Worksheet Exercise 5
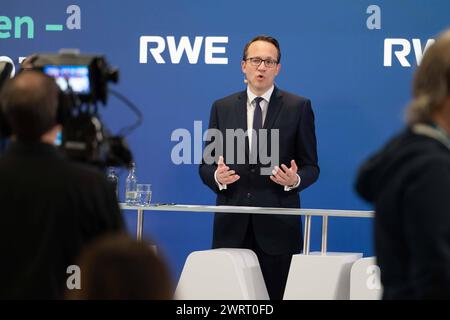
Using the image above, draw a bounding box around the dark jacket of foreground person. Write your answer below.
[355,127,450,299]
[0,141,124,299]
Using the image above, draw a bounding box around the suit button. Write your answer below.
[247,193,251,198]
[250,168,255,173]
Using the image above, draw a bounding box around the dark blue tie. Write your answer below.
[251,97,264,160]
[253,97,263,131]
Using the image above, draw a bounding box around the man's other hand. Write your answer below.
[270,160,299,187]
[216,156,240,186]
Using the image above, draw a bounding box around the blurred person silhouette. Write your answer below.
[68,234,174,300]
[355,29,450,299]
[0,71,124,299]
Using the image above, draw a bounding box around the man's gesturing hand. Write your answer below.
[270,160,299,187]
[216,156,240,186]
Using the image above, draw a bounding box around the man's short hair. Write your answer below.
[242,35,281,63]
[0,71,59,141]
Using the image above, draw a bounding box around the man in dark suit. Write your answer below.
[199,35,319,300]
[0,71,124,299]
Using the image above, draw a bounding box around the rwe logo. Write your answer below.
[139,36,228,64]
[384,38,435,67]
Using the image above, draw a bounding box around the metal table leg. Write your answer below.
[137,208,144,241]
[321,216,328,255]
[303,215,311,255]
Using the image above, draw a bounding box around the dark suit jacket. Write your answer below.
[0,142,124,299]
[199,87,319,255]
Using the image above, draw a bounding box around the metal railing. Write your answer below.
[120,204,374,255]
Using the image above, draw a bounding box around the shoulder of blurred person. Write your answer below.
[355,127,450,203]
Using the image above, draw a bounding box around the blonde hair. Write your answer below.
[406,29,450,125]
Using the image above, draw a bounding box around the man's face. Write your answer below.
[242,40,281,95]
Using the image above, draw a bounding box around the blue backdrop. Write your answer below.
[2,0,449,282]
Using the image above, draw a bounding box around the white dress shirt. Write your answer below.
[215,86,300,191]
[246,86,273,151]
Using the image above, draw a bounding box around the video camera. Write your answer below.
[0,51,135,169]
[31,51,118,105]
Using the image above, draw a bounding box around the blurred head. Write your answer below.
[0,70,60,142]
[406,29,450,126]
[69,234,173,300]
[242,35,281,96]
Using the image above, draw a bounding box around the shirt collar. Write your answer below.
[412,123,450,150]
[247,85,274,105]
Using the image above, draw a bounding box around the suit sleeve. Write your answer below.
[199,101,221,193]
[296,99,320,191]
[403,161,450,299]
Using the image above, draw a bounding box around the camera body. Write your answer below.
[31,51,118,105]
[0,51,133,169]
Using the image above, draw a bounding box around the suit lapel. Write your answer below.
[232,88,283,162]
[235,91,247,131]
[235,91,249,158]
[264,87,283,129]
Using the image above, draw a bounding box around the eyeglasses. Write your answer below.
[245,57,278,68]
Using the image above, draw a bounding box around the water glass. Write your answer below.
[137,184,152,206]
